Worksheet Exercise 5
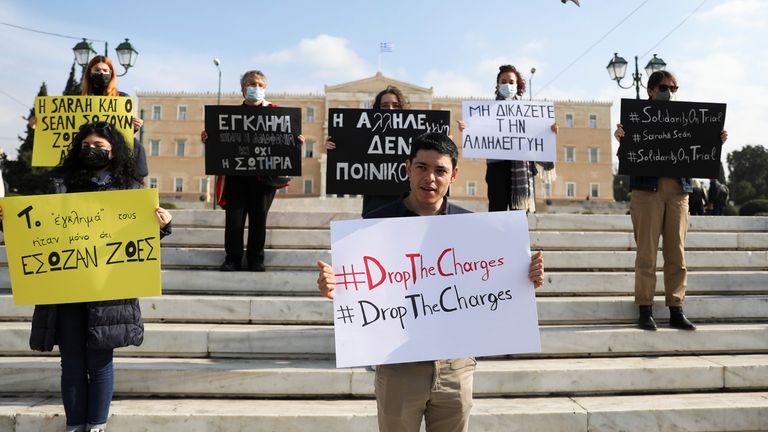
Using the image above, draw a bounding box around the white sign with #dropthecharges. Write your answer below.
[461,100,556,162]
[330,211,541,368]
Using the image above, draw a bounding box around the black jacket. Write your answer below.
[28,171,171,352]
[364,193,470,219]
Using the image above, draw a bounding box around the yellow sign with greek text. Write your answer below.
[32,96,135,167]
[0,189,161,305]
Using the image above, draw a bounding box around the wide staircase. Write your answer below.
[1,204,767,431]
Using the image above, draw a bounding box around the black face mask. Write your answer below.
[79,147,110,169]
[89,73,111,91]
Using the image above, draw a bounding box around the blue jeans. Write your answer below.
[57,303,114,427]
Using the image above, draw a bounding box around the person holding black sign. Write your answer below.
[0,122,172,432]
[614,70,728,331]
[316,132,545,432]
[458,64,557,212]
[81,55,148,180]
[202,70,305,272]
[326,85,410,216]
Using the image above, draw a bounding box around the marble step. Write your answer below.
[2,392,767,432]
[1,246,766,270]
[167,209,768,232]
[3,295,765,325]
[159,248,768,270]
[3,246,767,271]
[1,355,766,398]
[0,322,766,358]
[160,228,768,250]
[2,269,767,297]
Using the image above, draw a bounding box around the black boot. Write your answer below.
[637,305,657,331]
[669,306,696,330]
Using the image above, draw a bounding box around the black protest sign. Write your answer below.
[618,99,726,178]
[204,105,302,176]
[326,109,451,195]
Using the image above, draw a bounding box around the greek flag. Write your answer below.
[379,42,394,53]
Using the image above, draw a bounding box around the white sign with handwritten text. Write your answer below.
[330,211,541,368]
[461,100,557,161]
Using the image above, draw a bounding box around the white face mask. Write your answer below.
[654,89,671,101]
[498,83,518,99]
[245,86,266,102]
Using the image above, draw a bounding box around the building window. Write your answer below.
[304,140,315,158]
[174,177,184,193]
[589,147,599,163]
[151,105,161,121]
[565,113,574,128]
[565,146,576,162]
[149,139,160,156]
[306,106,315,123]
[149,177,158,189]
[176,139,186,157]
[466,181,477,197]
[277,186,288,195]
[566,182,576,198]
[589,113,597,129]
[303,178,313,194]
[542,182,552,197]
[199,177,209,193]
[177,105,188,121]
[590,183,600,198]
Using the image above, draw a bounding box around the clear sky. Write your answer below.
[1,0,766,164]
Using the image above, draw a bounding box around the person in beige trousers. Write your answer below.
[615,70,728,331]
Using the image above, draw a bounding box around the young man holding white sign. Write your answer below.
[316,132,545,432]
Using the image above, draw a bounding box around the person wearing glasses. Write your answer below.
[457,64,558,212]
[614,70,728,331]
[81,55,148,180]
[201,70,305,272]
[325,86,411,216]
[0,122,173,432]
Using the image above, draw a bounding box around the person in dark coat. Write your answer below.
[81,55,148,180]
[202,69,305,272]
[457,64,558,213]
[689,179,707,215]
[0,121,172,432]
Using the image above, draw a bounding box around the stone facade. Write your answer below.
[137,73,613,206]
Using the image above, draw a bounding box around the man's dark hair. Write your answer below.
[409,132,458,168]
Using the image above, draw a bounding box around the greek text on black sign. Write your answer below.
[204,105,302,176]
[618,99,726,178]
[326,108,451,195]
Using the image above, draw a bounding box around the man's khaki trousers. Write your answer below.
[630,177,689,306]
[375,358,476,432]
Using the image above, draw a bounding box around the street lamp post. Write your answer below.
[211,58,222,210]
[213,58,222,104]
[72,38,139,76]
[529,67,536,101]
[606,53,667,99]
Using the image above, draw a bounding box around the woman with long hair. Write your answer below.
[326,85,411,216]
[459,64,557,212]
[81,56,148,179]
[1,122,172,432]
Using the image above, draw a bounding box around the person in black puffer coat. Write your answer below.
[1,121,172,432]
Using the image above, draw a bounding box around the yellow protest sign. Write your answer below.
[32,96,135,167]
[0,188,162,305]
